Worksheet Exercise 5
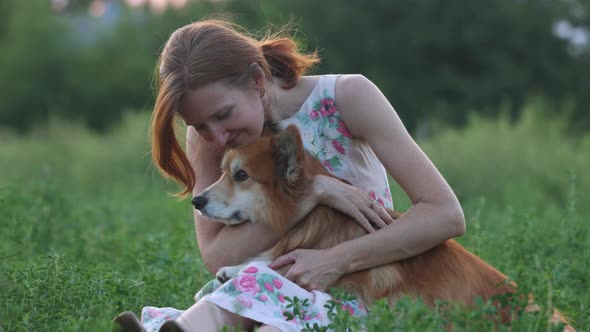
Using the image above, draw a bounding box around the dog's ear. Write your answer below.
[273,125,305,189]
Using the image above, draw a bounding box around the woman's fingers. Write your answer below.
[371,202,396,225]
[361,195,393,229]
[365,204,387,229]
[348,196,389,232]
[351,208,376,233]
[317,175,393,232]
[268,252,297,270]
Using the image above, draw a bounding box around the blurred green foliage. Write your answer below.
[420,97,590,214]
[0,0,589,132]
[1,106,588,331]
[2,2,588,330]
[266,0,590,130]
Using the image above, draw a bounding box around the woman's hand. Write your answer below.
[268,247,345,292]
[313,175,395,233]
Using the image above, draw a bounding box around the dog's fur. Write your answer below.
[193,125,574,331]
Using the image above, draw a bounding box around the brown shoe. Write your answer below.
[112,311,146,332]
[158,319,187,332]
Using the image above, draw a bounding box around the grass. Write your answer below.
[1,106,588,331]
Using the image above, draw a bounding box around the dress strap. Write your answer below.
[317,74,339,101]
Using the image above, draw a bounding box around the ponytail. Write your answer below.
[259,37,320,89]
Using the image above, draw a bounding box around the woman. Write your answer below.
[115,19,465,332]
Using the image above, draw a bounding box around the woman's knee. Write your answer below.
[256,325,281,332]
[179,300,257,331]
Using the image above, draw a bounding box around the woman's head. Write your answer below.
[150,19,319,195]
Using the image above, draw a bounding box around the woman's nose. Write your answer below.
[209,127,229,147]
[200,125,228,147]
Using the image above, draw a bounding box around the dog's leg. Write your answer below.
[216,264,248,283]
[216,253,272,283]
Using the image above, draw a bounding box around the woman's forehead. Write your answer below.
[179,82,236,122]
[184,81,233,108]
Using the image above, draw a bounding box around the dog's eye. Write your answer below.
[233,170,249,182]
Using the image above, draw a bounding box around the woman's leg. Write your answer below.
[171,300,258,332]
[255,325,281,332]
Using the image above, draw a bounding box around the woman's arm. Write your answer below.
[334,74,465,270]
[270,75,465,290]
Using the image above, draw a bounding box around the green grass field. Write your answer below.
[1,107,589,331]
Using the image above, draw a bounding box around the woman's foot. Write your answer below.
[113,311,146,332]
[158,319,188,332]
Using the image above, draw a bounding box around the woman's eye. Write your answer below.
[233,170,249,182]
[216,108,232,120]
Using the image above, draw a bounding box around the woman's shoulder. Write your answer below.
[333,74,392,137]
[334,74,378,103]
[286,74,374,108]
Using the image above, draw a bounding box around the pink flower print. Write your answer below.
[243,266,259,274]
[272,278,283,289]
[146,308,167,318]
[259,294,268,302]
[377,198,384,206]
[369,191,376,200]
[332,140,345,155]
[341,304,356,315]
[264,282,274,292]
[278,294,285,303]
[385,190,391,200]
[233,274,261,295]
[310,110,319,120]
[317,98,337,117]
[319,107,336,117]
[236,294,253,308]
[358,303,366,312]
[336,120,353,138]
[322,160,334,172]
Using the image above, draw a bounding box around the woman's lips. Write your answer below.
[227,132,240,148]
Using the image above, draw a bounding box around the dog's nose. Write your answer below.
[191,195,208,210]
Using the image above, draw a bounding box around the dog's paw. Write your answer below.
[216,266,241,283]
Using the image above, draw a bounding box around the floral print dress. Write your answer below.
[275,75,393,209]
[140,75,393,331]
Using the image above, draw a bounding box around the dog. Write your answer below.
[192,125,574,331]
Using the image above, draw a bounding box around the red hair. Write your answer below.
[150,20,320,196]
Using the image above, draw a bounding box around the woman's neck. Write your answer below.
[265,75,320,122]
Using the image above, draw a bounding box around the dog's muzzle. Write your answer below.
[192,195,208,210]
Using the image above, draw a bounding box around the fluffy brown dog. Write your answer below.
[192,125,574,331]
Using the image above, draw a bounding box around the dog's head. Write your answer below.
[192,125,317,231]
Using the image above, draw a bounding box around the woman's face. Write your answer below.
[178,81,265,149]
